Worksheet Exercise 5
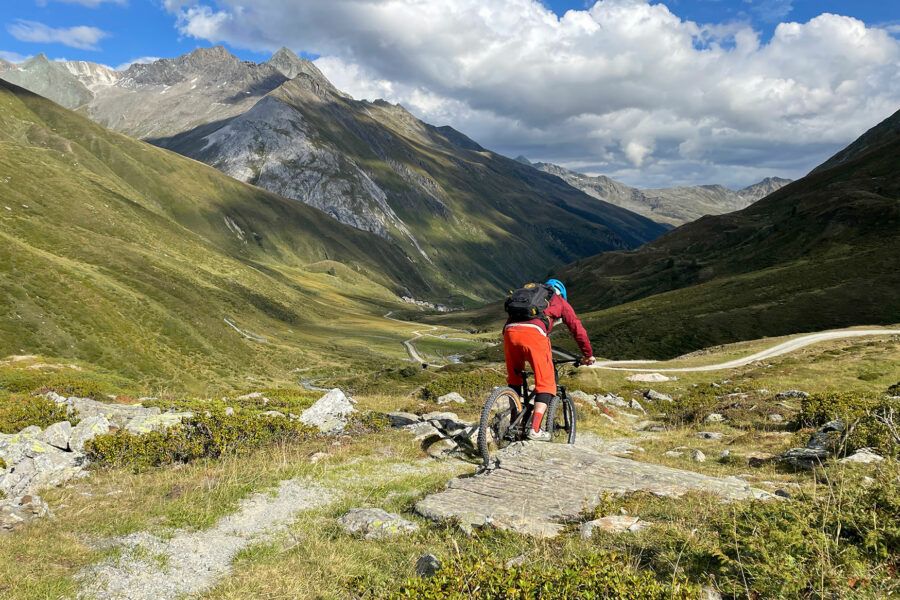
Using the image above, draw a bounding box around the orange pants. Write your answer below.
[503,324,555,394]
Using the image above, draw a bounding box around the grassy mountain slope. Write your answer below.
[556,109,900,359]
[0,80,445,389]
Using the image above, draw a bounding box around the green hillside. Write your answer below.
[0,80,458,390]
[556,109,900,359]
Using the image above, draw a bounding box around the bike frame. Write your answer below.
[508,354,579,435]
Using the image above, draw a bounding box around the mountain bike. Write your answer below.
[477,355,579,468]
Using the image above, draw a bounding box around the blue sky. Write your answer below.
[2,1,899,188]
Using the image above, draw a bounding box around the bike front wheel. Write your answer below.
[546,393,576,444]
[478,387,524,467]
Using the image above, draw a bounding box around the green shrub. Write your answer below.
[420,370,505,401]
[143,388,320,417]
[38,376,107,400]
[0,394,78,434]
[85,412,317,470]
[345,410,392,435]
[354,552,697,599]
[888,382,900,396]
[631,464,900,599]
[664,383,746,425]
[798,392,900,458]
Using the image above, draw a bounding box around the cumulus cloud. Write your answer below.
[115,56,161,71]
[164,0,900,187]
[7,20,109,51]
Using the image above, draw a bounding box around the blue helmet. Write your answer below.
[545,278,567,301]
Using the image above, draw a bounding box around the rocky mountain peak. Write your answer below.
[22,53,53,68]
[267,47,335,90]
[0,57,16,73]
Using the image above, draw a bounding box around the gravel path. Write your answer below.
[77,478,332,600]
[590,329,898,372]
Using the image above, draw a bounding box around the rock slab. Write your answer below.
[337,508,419,539]
[299,389,356,433]
[415,442,771,538]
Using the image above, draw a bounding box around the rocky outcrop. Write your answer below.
[416,442,772,538]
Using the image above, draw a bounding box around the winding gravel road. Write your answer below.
[590,329,898,372]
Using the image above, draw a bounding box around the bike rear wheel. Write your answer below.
[546,393,576,444]
[478,387,524,467]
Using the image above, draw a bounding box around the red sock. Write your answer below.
[531,406,546,432]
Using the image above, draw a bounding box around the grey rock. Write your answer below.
[69,415,112,453]
[645,389,674,403]
[775,489,792,499]
[258,410,286,419]
[778,447,827,469]
[337,508,419,539]
[627,373,671,382]
[224,407,235,416]
[704,413,726,423]
[768,413,784,423]
[404,422,441,441]
[0,450,83,498]
[628,399,645,413]
[424,437,459,459]
[597,394,628,408]
[124,412,189,434]
[580,516,649,539]
[299,389,356,433]
[417,443,771,538]
[387,411,420,427]
[415,553,441,578]
[691,450,707,463]
[700,586,723,600]
[436,392,466,405]
[776,390,809,399]
[423,412,472,432]
[697,431,725,440]
[664,450,684,457]
[38,421,72,450]
[0,494,51,534]
[719,450,731,462]
[839,449,884,464]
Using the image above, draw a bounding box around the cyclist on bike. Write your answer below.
[503,279,595,441]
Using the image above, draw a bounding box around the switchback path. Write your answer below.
[589,328,898,372]
[384,311,473,364]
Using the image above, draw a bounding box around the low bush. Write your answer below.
[0,394,78,434]
[85,412,317,470]
[798,392,900,458]
[37,376,107,400]
[623,464,900,599]
[142,388,320,417]
[664,383,747,425]
[420,370,505,401]
[888,382,900,396]
[354,552,698,599]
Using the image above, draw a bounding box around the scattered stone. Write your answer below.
[580,515,649,539]
[778,447,827,469]
[776,390,809,399]
[337,508,419,539]
[424,436,458,459]
[38,421,72,450]
[627,373,671,382]
[258,410,286,419]
[404,421,441,442]
[775,489,792,499]
[309,452,327,463]
[691,450,706,463]
[704,413,726,423]
[69,415,111,453]
[645,389,674,402]
[436,392,466,405]
[224,407,235,416]
[597,394,628,408]
[628,399,645,413]
[0,494,51,533]
[387,412,420,427]
[415,553,442,578]
[768,413,784,423]
[504,550,536,568]
[747,452,777,468]
[664,450,684,457]
[701,586,723,600]
[697,431,725,440]
[570,391,598,409]
[839,449,884,464]
[299,389,356,433]
[719,450,731,462]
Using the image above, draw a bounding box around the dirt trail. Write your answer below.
[590,329,898,372]
[384,311,472,364]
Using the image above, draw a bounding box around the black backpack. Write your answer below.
[504,283,553,326]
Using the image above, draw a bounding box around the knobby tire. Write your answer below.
[478,387,523,468]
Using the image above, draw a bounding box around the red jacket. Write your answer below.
[505,294,593,358]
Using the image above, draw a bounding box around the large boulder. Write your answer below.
[337,508,419,539]
[436,392,466,405]
[69,415,111,453]
[0,447,82,498]
[0,494,51,534]
[38,421,72,450]
[299,389,356,433]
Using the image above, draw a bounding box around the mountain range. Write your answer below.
[0,48,666,302]
[556,108,900,359]
[517,157,791,226]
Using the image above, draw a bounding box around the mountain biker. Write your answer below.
[503,279,595,441]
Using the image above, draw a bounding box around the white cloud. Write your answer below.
[115,56,161,71]
[34,0,127,6]
[7,20,109,51]
[0,50,32,63]
[164,0,900,188]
